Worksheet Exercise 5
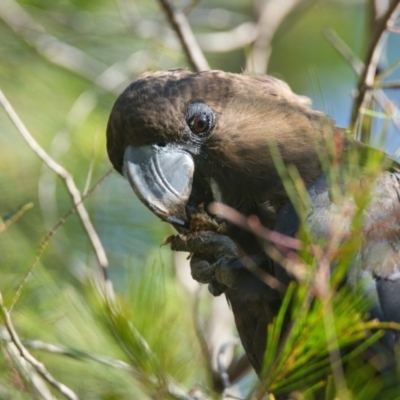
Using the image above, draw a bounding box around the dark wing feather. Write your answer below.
[226,276,282,374]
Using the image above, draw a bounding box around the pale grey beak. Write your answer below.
[123,144,194,226]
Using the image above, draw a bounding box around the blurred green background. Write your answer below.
[0,0,399,398]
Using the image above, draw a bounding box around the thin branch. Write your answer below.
[324,28,364,75]
[246,0,302,74]
[184,0,200,15]
[192,289,241,397]
[1,328,197,400]
[351,0,400,133]
[0,89,114,302]
[0,327,137,374]
[0,0,134,94]
[0,203,33,234]
[209,203,302,251]
[4,342,55,400]
[9,169,113,312]
[196,22,258,53]
[209,203,309,286]
[158,0,210,72]
[216,340,240,391]
[117,0,257,55]
[0,0,104,79]
[83,128,99,196]
[0,291,79,400]
[324,28,400,132]
[193,287,214,379]
[388,25,400,33]
[372,81,400,89]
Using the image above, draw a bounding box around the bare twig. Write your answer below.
[209,203,309,286]
[351,1,400,133]
[192,289,245,396]
[117,0,257,55]
[4,342,55,400]
[83,129,99,196]
[372,81,400,89]
[388,25,400,33]
[324,29,364,75]
[0,203,33,234]
[0,89,114,302]
[193,287,214,379]
[158,0,210,72]
[197,22,258,53]
[0,0,104,79]
[246,0,302,73]
[0,291,79,400]
[216,340,240,391]
[184,0,200,15]
[0,0,135,94]
[23,340,134,371]
[0,327,196,400]
[209,203,302,251]
[10,169,113,312]
[325,28,400,133]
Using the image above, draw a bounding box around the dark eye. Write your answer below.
[191,114,209,133]
[186,102,215,137]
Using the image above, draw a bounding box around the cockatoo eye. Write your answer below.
[191,113,209,133]
[186,102,215,137]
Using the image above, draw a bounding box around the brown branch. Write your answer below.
[0,89,115,303]
[0,291,79,400]
[351,0,400,134]
[158,0,210,72]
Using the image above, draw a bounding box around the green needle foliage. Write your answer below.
[255,131,400,399]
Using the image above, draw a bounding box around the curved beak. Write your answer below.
[123,145,194,226]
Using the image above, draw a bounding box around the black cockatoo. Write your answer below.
[106,69,400,376]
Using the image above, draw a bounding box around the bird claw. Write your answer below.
[214,256,247,288]
[170,231,242,296]
[190,256,216,283]
[170,231,238,259]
